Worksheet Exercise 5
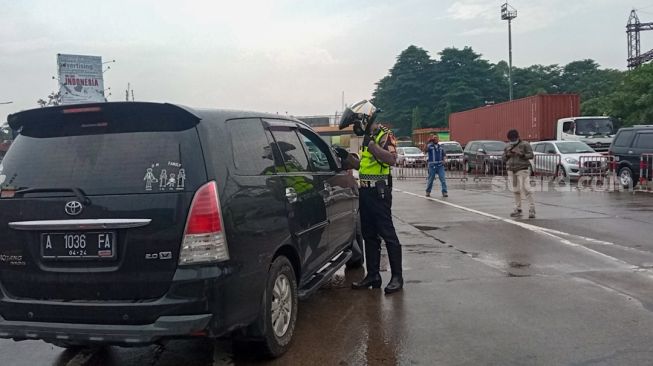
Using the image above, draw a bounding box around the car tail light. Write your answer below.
[179,181,229,265]
[62,106,102,114]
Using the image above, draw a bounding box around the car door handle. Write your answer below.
[285,187,298,204]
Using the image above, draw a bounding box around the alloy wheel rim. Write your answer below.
[271,274,292,338]
[620,171,632,186]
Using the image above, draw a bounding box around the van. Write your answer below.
[0,102,358,357]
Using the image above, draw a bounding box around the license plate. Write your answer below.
[41,232,116,260]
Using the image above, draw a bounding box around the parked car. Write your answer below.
[0,102,358,357]
[396,146,427,167]
[440,141,464,170]
[531,140,604,179]
[463,140,507,174]
[609,125,653,188]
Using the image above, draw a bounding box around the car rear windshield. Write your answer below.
[0,117,205,196]
[403,147,422,154]
[483,142,506,151]
[442,144,463,153]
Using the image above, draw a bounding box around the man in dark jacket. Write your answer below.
[503,129,535,218]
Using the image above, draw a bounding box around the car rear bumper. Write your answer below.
[0,313,212,346]
[0,264,239,345]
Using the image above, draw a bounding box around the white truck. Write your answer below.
[557,116,616,153]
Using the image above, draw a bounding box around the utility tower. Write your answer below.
[627,9,653,69]
[501,2,517,100]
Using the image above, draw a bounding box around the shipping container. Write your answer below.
[449,94,580,146]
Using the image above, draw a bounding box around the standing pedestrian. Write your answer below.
[503,129,535,218]
[337,100,404,294]
[425,134,448,197]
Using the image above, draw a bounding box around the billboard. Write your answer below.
[57,54,105,105]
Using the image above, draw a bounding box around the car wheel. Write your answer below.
[556,165,567,185]
[254,256,298,358]
[619,166,633,189]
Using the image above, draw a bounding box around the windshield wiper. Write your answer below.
[15,187,91,205]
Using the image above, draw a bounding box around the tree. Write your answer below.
[411,106,423,130]
[37,91,62,107]
[605,63,653,126]
[431,47,505,126]
[371,46,630,132]
[372,45,434,136]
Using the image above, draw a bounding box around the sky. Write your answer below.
[1,0,652,124]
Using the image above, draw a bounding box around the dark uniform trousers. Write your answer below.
[359,185,402,277]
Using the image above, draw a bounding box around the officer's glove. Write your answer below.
[362,134,373,148]
[334,147,349,160]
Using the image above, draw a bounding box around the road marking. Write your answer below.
[395,189,636,268]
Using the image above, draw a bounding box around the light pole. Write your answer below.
[501,2,517,101]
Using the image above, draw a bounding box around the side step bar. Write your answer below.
[298,249,351,300]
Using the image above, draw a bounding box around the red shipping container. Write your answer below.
[449,94,580,146]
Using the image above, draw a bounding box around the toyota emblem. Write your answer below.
[65,201,83,216]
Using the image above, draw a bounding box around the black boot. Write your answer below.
[384,275,403,294]
[351,273,382,289]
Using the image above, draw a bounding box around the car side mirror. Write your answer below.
[477,148,486,154]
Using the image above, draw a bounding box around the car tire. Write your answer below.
[556,165,567,185]
[618,166,634,189]
[252,256,298,358]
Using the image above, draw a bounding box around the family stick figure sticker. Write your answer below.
[143,162,186,192]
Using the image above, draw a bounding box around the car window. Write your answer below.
[633,133,653,149]
[269,129,310,172]
[227,118,274,176]
[403,147,422,154]
[613,130,635,147]
[534,144,545,153]
[544,143,557,154]
[297,128,335,172]
[467,143,477,152]
[483,142,506,151]
[556,141,594,154]
[442,144,463,153]
[0,120,204,195]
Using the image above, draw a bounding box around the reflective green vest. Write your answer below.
[359,129,391,180]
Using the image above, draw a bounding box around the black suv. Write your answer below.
[463,140,507,175]
[0,102,358,357]
[609,125,653,188]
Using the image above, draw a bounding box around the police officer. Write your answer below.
[337,100,403,294]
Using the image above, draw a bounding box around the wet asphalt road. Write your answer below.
[2,177,653,365]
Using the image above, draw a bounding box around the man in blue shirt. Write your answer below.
[425,134,448,197]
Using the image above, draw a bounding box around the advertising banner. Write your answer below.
[56,54,105,105]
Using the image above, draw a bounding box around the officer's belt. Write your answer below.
[359,176,391,188]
